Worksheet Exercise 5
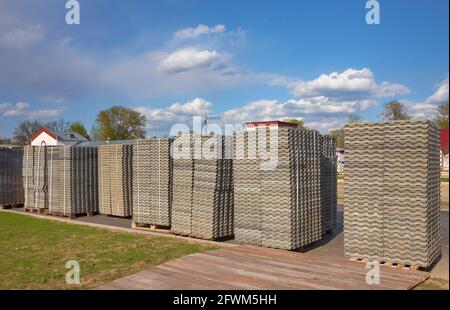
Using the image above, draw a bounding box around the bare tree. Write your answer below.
[12,120,43,145]
[380,100,410,120]
[44,119,70,132]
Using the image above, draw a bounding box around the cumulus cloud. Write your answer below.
[174,24,226,39]
[26,109,62,119]
[0,24,44,48]
[130,68,412,134]
[291,68,409,100]
[159,48,225,73]
[426,78,449,105]
[220,69,408,125]
[220,100,286,124]
[407,78,449,119]
[40,94,67,104]
[0,102,30,116]
[135,98,212,130]
[0,101,61,119]
[0,3,45,49]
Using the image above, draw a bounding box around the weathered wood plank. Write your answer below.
[97,245,428,290]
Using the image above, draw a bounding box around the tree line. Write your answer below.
[329,100,449,151]
[11,106,146,145]
[5,100,449,148]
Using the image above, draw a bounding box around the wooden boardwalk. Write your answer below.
[97,245,429,290]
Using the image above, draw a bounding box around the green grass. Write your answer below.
[0,212,218,290]
[414,277,449,290]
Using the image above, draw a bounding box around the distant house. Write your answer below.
[31,128,89,146]
[245,120,299,130]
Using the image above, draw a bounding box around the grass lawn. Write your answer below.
[414,277,449,290]
[0,212,218,290]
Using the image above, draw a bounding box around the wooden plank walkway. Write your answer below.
[97,245,429,290]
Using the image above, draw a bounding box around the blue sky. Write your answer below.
[0,0,448,137]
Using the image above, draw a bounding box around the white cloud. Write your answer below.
[135,98,212,129]
[26,109,62,119]
[284,97,373,114]
[291,68,410,99]
[174,24,226,39]
[219,69,409,128]
[130,68,412,134]
[0,23,44,48]
[0,101,61,119]
[220,100,286,123]
[159,48,224,73]
[407,78,449,119]
[426,78,449,105]
[1,102,30,116]
[134,96,362,134]
[41,94,66,104]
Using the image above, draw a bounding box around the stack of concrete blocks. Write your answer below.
[0,146,24,207]
[98,144,133,217]
[320,135,337,235]
[344,120,441,268]
[47,146,98,217]
[233,126,326,250]
[132,138,172,227]
[23,146,48,211]
[171,134,234,240]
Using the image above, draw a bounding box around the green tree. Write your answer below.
[330,129,345,149]
[68,122,90,140]
[436,102,449,130]
[285,118,305,128]
[92,106,146,141]
[12,120,43,145]
[329,115,364,149]
[380,100,410,120]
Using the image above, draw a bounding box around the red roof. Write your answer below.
[31,128,57,142]
[246,121,299,128]
[441,128,449,153]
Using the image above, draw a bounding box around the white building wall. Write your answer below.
[31,132,58,146]
[441,151,449,172]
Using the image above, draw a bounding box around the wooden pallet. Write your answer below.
[349,257,420,271]
[24,207,48,215]
[47,211,96,219]
[132,221,170,231]
[24,208,95,219]
[0,203,24,210]
[170,231,234,241]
